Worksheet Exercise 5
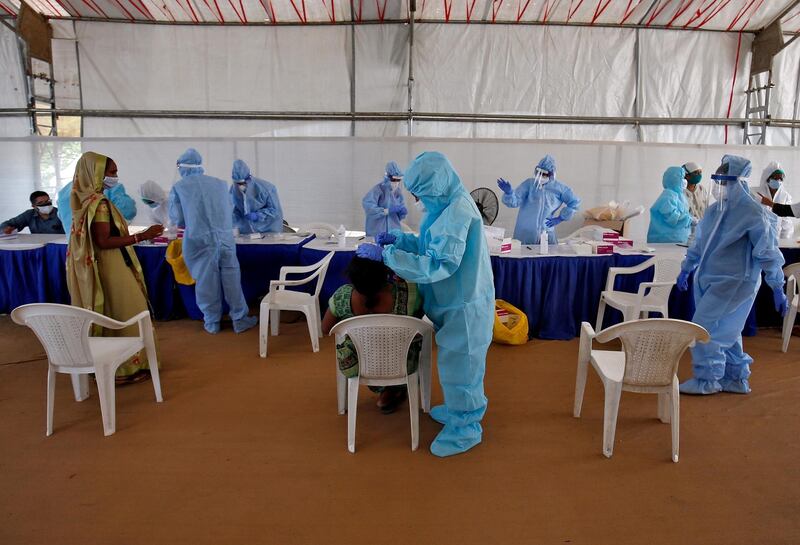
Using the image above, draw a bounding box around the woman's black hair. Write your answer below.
[346,256,392,309]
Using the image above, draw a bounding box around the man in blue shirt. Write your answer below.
[1,191,64,234]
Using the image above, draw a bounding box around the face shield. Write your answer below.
[533,167,550,190]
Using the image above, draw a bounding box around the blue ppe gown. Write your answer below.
[169,151,250,332]
[502,155,580,244]
[362,178,407,236]
[230,160,284,234]
[382,152,495,457]
[57,182,137,231]
[647,166,693,243]
[679,155,785,395]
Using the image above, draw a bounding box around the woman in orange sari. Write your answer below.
[66,152,164,384]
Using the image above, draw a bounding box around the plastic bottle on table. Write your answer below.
[539,231,549,255]
[337,224,347,248]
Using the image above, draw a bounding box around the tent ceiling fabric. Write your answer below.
[3,0,800,32]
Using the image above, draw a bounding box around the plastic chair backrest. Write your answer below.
[10,303,96,368]
[645,257,682,303]
[595,318,709,387]
[785,263,800,299]
[310,252,334,298]
[330,315,432,380]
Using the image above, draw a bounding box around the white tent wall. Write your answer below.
[0,24,30,137]
[33,20,796,143]
[2,136,799,244]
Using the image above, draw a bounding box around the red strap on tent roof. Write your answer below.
[723,29,743,144]
[322,0,336,22]
[646,0,675,25]
[619,0,644,24]
[0,1,15,16]
[466,0,477,22]
[693,0,732,29]
[52,0,80,17]
[516,0,532,21]
[591,0,613,23]
[443,0,453,21]
[567,0,587,23]
[492,0,503,22]
[127,0,155,20]
[666,0,695,26]
[82,0,109,18]
[727,0,759,31]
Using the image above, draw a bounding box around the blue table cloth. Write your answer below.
[0,247,47,313]
[43,243,183,320]
[178,240,309,321]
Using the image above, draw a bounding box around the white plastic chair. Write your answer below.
[595,256,681,332]
[259,251,334,357]
[329,314,434,453]
[331,314,434,417]
[573,318,709,462]
[10,303,163,437]
[782,263,800,353]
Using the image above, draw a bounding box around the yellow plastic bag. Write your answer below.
[165,239,195,286]
[492,299,529,345]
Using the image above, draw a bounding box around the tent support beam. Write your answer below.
[4,15,764,34]
[5,107,800,127]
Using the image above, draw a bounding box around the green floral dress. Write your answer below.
[329,279,424,380]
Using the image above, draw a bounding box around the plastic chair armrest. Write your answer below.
[90,310,151,331]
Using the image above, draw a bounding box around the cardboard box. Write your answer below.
[588,241,614,254]
[584,219,625,235]
[610,238,633,248]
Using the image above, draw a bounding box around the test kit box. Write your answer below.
[610,237,633,249]
[588,241,614,254]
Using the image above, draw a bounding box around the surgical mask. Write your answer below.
[36,205,53,215]
[687,173,702,185]
[681,180,688,190]
[414,200,426,213]
[102,176,119,189]
[768,179,782,190]
[391,181,401,192]
[237,183,247,193]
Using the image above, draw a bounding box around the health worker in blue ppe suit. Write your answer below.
[676,155,787,395]
[362,161,408,237]
[497,154,580,244]
[168,148,258,335]
[647,166,693,243]
[57,178,137,232]
[230,159,284,234]
[356,152,495,457]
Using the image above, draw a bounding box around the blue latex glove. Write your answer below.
[245,212,259,222]
[389,204,407,216]
[774,288,789,316]
[356,243,384,262]
[376,232,397,246]
[497,178,512,195]
[545,216,564,228]
[677,270,690,292]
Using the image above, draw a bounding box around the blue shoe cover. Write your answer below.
[430,405,448,425]
[429,424,482,457]
[204,322,221,335]
[720,378,751,394]
[233,315,258,334]
[679,378,722,395]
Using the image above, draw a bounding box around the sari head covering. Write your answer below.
[66,151,145,313]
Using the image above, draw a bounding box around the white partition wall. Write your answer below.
[3,136,799,243]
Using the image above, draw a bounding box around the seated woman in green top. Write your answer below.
[321,256,424,414]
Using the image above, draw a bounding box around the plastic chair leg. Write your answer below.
[315,301,323,339]
[408,374,420,451]
[347,377,359,453]
[259,304,270,358]
[573,357,589,418]
[595,299,607,332]
[46,367,56,437]
[71,374,89,402]
[94,367,116,437]
[306,308,319,352]
[782,304,797,353]
[671,379,680,463]
[145,339,164,403]
[419,352,432,413]
[602,380,623,458]
[336,365,346,415]
[657,392,670,423]
[270,309,280,336]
